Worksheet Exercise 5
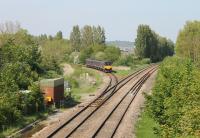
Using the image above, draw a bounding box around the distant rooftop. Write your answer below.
[106,41,134,51]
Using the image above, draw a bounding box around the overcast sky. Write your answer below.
[0,0,199,42]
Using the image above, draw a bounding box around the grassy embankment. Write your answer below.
[135,110,159,138]
[65,63,149,102]
[113,64,149,78]
[64,64,103,102]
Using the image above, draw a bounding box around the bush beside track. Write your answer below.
[145,57,200,137]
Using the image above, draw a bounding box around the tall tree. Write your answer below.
[0,21,20,34]
[135,25,151,58]
[135,25,158,60]
[135,24,174,62]
[55,31,63,40]
[93,25,106,45]
[48,35,53,40]
[176,21,200,64]
[70,25,81,51]
[39,34,48,41]
[157,36,174,61]
[81,25,94,47]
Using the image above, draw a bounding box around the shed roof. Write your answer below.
[40,78,64,87]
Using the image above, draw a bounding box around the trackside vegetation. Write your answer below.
[0,23,57,137]
[135,24,174,62]
[1,19,199,138]
[135,110,159,138]
[0,22,121,137]
[147,57,200,137]
[144,21,200,137]
[64,65,103,103]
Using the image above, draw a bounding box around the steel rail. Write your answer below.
[47,65,155,138]
[111,68,157,138]
[92,67,157,138]
[64,66,157,138]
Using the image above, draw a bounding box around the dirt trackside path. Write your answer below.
[62,63,74,76]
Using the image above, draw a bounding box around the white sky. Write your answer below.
[0,0,199,42]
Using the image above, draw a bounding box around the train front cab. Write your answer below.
[104,61,112,73]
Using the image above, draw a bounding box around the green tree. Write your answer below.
[176,21,200,65]
[27,83,44,113]
[157,36,174,61]
[92,44,106,53]
[0,93,22,128]
[135,25,154,58]
[1,44,42,73]
[0,62,37,90]
[55,31,63,40]
[48,35,53,41]
[104,46,121,62]
[79,46,93,63]
[13,29,35,45]
[94,51,106,61]
[147,57,200,137]
[93,26,106,45]
[81,25,94,47]
[39,34,48,40]
[70,25,81,51]
[135,24,174,62]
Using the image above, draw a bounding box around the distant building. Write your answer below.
[120,48,133,55]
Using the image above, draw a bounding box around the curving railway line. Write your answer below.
[92,67,157,138]
[35,65,157,138]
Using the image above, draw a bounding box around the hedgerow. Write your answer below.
[146,57,200,137]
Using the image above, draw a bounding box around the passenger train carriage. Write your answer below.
[86,59,112,73]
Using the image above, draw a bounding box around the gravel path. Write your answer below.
[113,66,131,71]
[63,64,74,76]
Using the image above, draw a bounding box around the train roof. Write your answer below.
[86,59,112,63]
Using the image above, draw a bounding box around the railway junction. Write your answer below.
[32,65,158,138]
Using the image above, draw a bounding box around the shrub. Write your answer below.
[147,57,200,137]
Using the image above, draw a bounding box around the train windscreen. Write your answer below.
[105,62,112,65]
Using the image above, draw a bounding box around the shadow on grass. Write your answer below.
[63,96,80,108]
[112,70,117,73]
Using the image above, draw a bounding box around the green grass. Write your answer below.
[114,69,131,76]
[135,110,198,138]
[64,64,103,102]
[135,110,159,138]
[114,64,149,77]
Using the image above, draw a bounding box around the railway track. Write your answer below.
[46,65,157,138]
[92,67,157,138]
[90,73,118,107]
[46,72,118,138]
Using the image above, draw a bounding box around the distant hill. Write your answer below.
[106,41,134,51]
